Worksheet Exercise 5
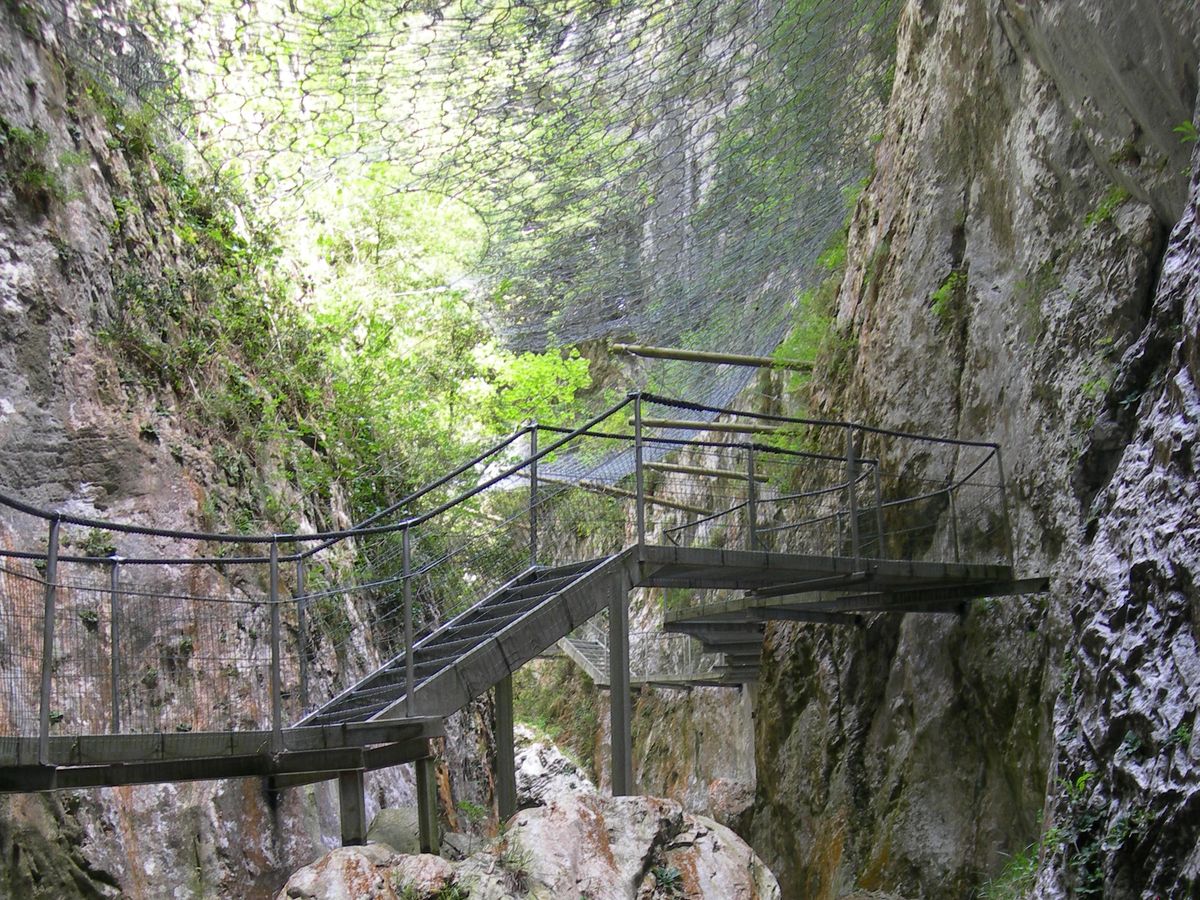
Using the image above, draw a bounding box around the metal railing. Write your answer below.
[0,392,1013,751]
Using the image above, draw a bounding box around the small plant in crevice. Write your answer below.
[977,841,1037,900]
[1173,120,1198,145]
[0,116,68,208]
[930,270,968,330]
[1084,186,1131,229]
[650,863,684,898]
[1041,770,1106,897]
[496,830,532,894]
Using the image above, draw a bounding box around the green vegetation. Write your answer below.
[512,658,600,776]
[772,220,857,416]
[1084,186,1131,229]
[931,270,968,329]
[651,864,684,897]
[0,116,70,208]
[1174,120,1199,145]
[977,843,1037,900]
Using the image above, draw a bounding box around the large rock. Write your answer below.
[461,792,778,900]
[366,807,421,855]
[514,724,598,807]
[282,734,780,900]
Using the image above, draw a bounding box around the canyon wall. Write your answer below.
[747,1,1199,897]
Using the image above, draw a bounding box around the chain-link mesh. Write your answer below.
[48,0,898,411]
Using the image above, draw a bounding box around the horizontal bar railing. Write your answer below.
[0,392,1015,745]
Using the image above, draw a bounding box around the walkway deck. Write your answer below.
[0,392,1044,847]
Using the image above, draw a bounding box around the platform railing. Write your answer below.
[0,392,1013,749]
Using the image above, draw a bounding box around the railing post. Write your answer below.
[846,428,860,562]
[38,517,60,766]
[529,424,538,568]
[633,394,646,547]
[872,462,886,559]
[295,556,309,711]
[269,539,283,752]
[746,444,758,551]
[109,557,121,735]
[995,447,1015,568]
[949,489,961,562]
[403,526,415,718]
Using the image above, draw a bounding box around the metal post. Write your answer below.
[633,394,646,547]
[38,517,60,766]
[416,756,440,854]
[495,675,516,821]
[295,557,309,711]
[872,462,886,559]
[403,527,415,717]
[109,558,121,735]
[269,540,283,752]
[746,444,759,551]
[846,428,860,562]
[337,769,367,846]
[949,490,961,562]
[529,424,538,568]
[995,447,1015,568]
[608,573,634,795]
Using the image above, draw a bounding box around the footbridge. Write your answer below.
[0,394,1043,848]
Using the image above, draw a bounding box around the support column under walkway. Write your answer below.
[337,769,366,846]
[416,756,440,854]
[609,572,634,795]
[495,674,517,821]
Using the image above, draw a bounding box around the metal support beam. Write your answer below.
[633,394,645,547]
[403,527,415,718]
[529,425,538,567]
[38,517,60,767]
[269,540,283,753]
[846,428,860,563]
[608,573,634,796]
[996,447,1015,568]
[612,343,812,372]
[495,675,516,822]
[296,556,309,710]
[416,756,440,854]
[109,558,121,735]
[337,769,367,846]
[644,461,769,483]
[633,417,784,436]
[746,445,758,551]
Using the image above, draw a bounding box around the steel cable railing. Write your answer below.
[0,393,1013,753]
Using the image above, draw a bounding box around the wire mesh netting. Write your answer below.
[48,0,899,412]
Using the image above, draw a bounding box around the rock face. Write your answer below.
[0,10,500,897]
[747,0,1200,897]
[279,734,780,900]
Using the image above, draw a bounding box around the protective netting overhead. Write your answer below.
[55,0,897,406]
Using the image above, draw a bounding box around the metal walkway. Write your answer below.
[0,393,1043,847]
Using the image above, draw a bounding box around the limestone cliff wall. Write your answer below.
[0,10,503,897]
[748,1,1200,897]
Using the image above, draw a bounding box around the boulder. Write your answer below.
[513,725,597,808]
[366,806,422,854]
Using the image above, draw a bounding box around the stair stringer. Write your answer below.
[378,549,638,720]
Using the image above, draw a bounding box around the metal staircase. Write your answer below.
[301,556,625,725]
[0,391,1045,849]
[558,635,610,686]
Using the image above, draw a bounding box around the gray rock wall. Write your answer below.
[748,0,1199,897]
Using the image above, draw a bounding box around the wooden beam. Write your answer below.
[539,474,712,516]
[645,461,769,483]
[612,343,813,372]
[634,418,789,436]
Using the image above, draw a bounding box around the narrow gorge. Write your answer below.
[0,1,1197,899]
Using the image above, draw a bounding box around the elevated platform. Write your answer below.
[0,719,442,792]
